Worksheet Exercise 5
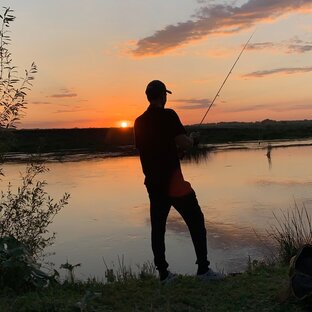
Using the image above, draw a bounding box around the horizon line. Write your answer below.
[12,118,312,131]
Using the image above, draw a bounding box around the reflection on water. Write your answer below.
[1,140,312,278]
[266,143,272,169]
[184,139,312,166]
[182,146,213,164]
[166,214,267,251]
[254,178,312,186]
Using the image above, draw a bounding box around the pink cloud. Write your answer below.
[247,38,312,53]
[243,66,312,78]
[131,0,312,57]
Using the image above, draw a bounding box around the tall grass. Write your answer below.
[268,202,312,263]
[103,255,156,283]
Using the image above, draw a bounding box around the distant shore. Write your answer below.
[0,119,311,162]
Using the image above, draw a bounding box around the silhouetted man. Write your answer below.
[134,80,223,283]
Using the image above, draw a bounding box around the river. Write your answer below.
[1,139,312,280]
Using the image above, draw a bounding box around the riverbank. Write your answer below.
[1,120,311,155]
[1,138,312,163]
[0,264,310,311]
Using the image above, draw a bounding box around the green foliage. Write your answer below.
[268,202,312,264]
[0,7,37,129]
[0,162,70,258]
[0,236,54,291]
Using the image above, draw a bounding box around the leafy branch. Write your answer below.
[0,7,37,128]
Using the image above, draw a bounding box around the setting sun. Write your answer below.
[121,121,129,128]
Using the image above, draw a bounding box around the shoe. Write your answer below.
[160,272,178,285]
[197,268,225,281]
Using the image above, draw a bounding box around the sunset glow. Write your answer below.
[4,0,311,129]
[121,121,129,128]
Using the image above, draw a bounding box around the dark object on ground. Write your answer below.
[0,236,56,291]
[289,245,312,300]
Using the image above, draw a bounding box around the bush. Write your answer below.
[0,8,69,292]
[0,162,70,258]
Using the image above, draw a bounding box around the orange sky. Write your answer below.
[2,0,312,128]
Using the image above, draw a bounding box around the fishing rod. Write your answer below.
[199,32,255,125]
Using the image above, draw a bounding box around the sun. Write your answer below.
[121,121,128,128]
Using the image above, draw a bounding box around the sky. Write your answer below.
[3,0,312,128]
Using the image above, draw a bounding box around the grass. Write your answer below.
[1,204,312,311]
[267,202,312,264]
[0,264,311,311]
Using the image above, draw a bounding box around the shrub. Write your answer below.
[0,8,69,291]
[0,162,70,258]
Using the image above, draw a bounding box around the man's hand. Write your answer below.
[175,132,200,152]
[175,134,193,151]
[189,132,200,146]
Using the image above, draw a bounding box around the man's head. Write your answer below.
[145,80,172,107]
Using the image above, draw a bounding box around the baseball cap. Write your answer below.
[145,80,172,99]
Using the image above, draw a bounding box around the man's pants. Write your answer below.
[147,188,210,274]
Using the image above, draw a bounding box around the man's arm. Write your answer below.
[167,109,199,151]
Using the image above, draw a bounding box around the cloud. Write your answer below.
[222,104,269,113]
[287,42,312,53]
[31,101,51,105]
[247,37,312,53]
[49,93,78,98]
[247,42,276,51]
[20,118,104,129]
[48,88,78,98]
[173,98,211,109]
[243,66,312,78]
[294,104,312,110]
[222,102,312,113]
[269,103,312,112]
[131,0,312,56]
[53,105,85,114]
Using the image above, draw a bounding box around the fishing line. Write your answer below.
[199,32,255,125]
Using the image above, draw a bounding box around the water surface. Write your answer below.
[1,141,312,279]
